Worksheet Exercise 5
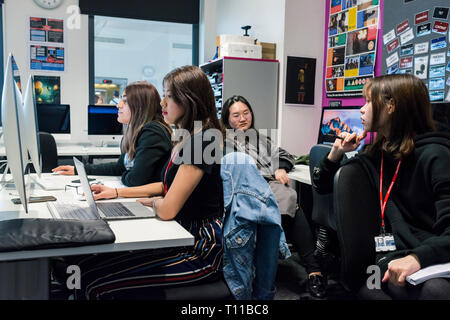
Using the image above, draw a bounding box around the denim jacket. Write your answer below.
[220,152,291,300]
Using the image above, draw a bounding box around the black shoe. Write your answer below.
[308,274,327,299]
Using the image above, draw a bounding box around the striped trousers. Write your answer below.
[70,218,223,300]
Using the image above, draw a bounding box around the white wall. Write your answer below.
[3,0,90,142]
[281,0,325,156]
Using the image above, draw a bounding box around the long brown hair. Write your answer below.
[162,65,224,137]
[366,74,435,159]
[121,81,171,160]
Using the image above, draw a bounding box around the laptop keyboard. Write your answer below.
[47,201,98,220]
[97,202,135,217]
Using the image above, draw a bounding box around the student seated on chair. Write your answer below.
[221,95,327,298]
[52,81,172,187]
[67,66,224,300]
[313,74,450,299]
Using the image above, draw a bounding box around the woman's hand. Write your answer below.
[52,165,75,175]
[275,169,290,185]
[327,131,367,162]
[137,196,163,208]
[382,254,421,287]
[91,184,117,200]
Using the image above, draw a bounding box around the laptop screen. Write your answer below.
[317,106,365,150]
[73,157,101,218]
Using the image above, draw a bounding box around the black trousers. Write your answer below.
[358,278,450,300]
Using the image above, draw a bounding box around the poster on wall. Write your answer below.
[326,0,380,98]
[30,44,65,71]
[29,17,64,43]
[285,56,316,105]
[33,75,61,104]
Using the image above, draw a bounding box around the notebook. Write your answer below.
[47,157,155,220]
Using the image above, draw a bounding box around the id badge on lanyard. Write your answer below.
[375,154,401,253]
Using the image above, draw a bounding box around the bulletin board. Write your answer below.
[322,0,384,107]
[381,0,450,103]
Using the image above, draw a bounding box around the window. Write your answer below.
[91,15,195,104]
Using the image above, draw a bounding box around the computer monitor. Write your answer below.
[36,104,71,135]
[87,105,123,146]
[21,75,42,177]
[318,106,365,150]
[1,53,28,212]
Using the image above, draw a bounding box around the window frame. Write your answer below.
[88,15,199,105]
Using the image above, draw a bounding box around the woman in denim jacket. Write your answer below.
[221,151,290,300]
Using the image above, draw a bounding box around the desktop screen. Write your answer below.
[88,105,122,135]
[36,104,70,134]
[318,106,365,147]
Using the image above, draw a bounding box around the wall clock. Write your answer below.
[33,0,64,10]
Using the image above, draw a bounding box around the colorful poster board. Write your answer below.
[382,0,450,102]
[326,0,380,98]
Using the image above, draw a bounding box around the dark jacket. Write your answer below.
[313,132,450,271]
[83,121,172,187]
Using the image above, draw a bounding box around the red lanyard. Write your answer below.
[163,152,176,195]
[379,153,402,230]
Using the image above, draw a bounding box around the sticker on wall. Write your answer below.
[430,90,445,102]
[432,7,449,20]
[387,64,399,75]
[400,56,413,69]
[415,10,429,25]
[399,28,414,45]
[414,42,429,55]
[430,36,446,51]
[429,78,445,91]
[383,29,396,45]
[400,43,414,56]
[430,65,445,78]
[414,55,428,79]
[417,23,431,37]
[430,52,446,65]
[433,21,449,35]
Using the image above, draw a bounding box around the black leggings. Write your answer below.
[289,208,322,274]
[358,278,450,300]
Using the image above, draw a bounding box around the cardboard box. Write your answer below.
[216,35,257,58]
[258,42,276,60]
[220,42,262,59]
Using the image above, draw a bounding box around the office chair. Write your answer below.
[309,144,336,230]
[27,132,58,173]
[39,132,58,173]
[333,161,379,292]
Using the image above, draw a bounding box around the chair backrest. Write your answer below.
[38,132,58,173]
[333,161,380,291]
[309,144,336,230]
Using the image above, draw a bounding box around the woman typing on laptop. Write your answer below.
[52,81,172,187]
[62,66,224,300]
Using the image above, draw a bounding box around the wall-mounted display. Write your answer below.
[325,0,380,98]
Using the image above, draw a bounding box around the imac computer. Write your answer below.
[1,53,28,212]
[20,75,42,177]
[36,103,70,137]
[87,104,123,147]
[318,106,365,151]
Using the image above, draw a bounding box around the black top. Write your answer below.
[83,121,172,187]
[161,131,223,227]
[313,132,450,270]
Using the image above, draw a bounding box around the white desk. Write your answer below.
[288,164,311,185]
[0,144,121,157]
[0,174,194,299]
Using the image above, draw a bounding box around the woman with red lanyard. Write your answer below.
[312,74,450,299]
[68,66,225,300]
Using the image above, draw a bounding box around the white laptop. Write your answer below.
[47,157,155,220]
